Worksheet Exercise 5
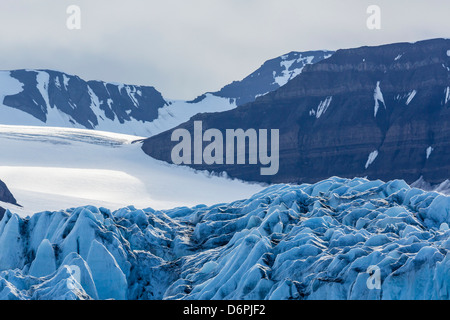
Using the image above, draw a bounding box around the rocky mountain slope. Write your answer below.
[142,38,450,186]
[0,51,332,137]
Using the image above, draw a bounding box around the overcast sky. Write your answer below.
[0,0,449,99]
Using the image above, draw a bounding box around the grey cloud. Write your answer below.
[0,0,449,99]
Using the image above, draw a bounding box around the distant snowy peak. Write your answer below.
[211,50,334,106]
[0,69,168,136]
[0,179,17,218]
[143,38,450,186]
[1,177,450,300]
[0,51,333,136]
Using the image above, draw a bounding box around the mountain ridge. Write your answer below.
[0,51,333,136]
[142,38,450,185]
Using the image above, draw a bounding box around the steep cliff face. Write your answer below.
[142,38,450,185]
[0,69,168,135]
[0,180,16,205]
[211,50,334,106]
[0,179,16,218]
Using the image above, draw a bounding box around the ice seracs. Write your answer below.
[1,177,450,300]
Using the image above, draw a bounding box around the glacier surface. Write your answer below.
[0,177,449,300]
[0,125,263,215]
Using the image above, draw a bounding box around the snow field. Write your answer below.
[0,125,263,216]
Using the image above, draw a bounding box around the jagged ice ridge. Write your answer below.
[0,177,449,300]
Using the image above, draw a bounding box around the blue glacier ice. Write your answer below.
[0,177,449,300]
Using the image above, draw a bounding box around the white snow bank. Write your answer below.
[0,125,263,216]
[373,81,386,117]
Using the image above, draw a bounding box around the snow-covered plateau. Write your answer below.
[1,176,450,300]
[0,125,263,215]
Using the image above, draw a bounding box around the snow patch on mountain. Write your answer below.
[406,90,417,105]
[373,82,386,117]
[310,97,333,119]
[0,177,450,300]
[146,94,237,137]
[0,70,170,136]
[0,125,263,216]
[365,150,379,169]
[427,146,434,159]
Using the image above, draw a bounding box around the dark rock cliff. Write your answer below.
[142,38,450,185]
[2,69,167,129]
